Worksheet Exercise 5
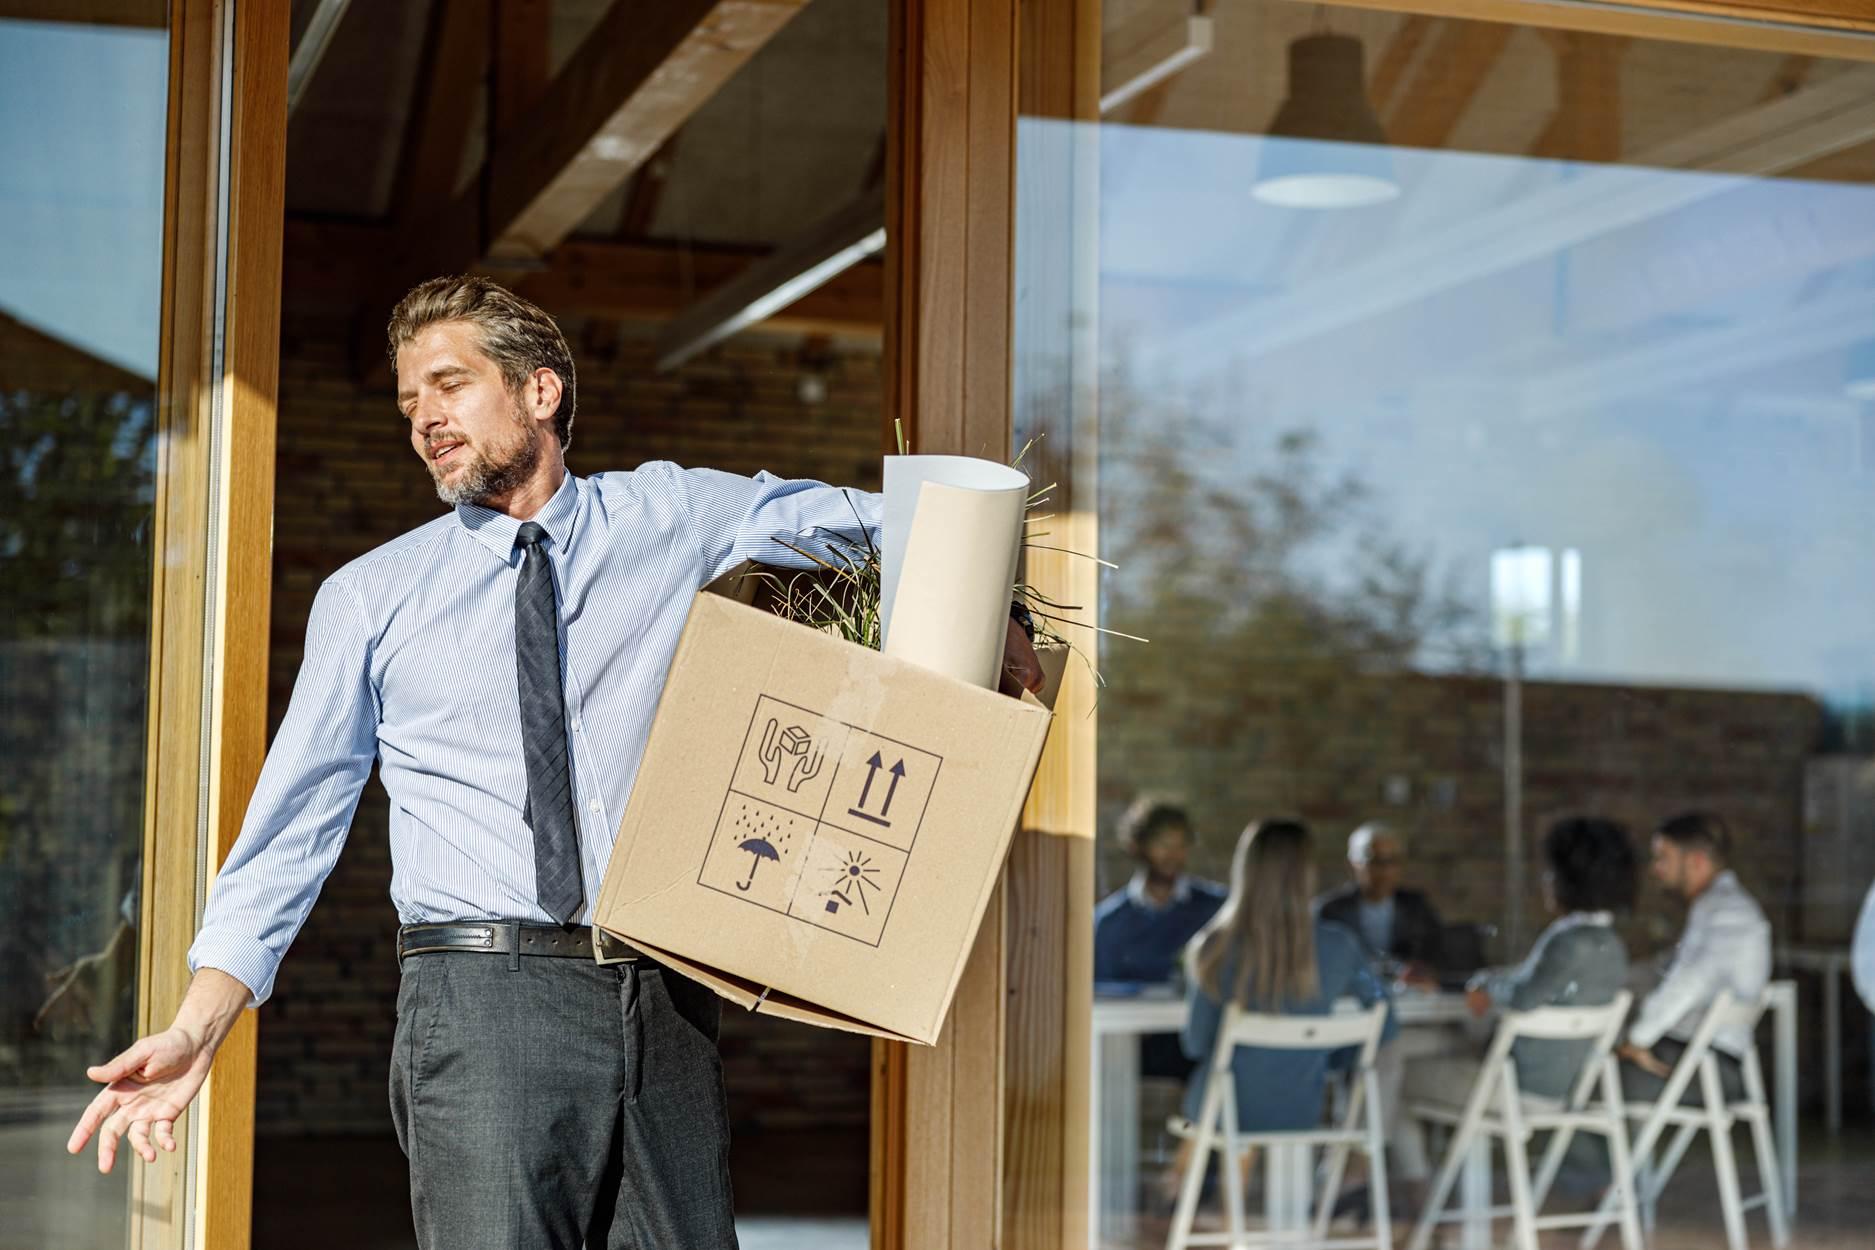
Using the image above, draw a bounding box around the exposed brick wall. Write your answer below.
[1095,661,1825,964]
[256,314,880,1144]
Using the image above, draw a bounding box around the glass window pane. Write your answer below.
[0,10,167,1248]
[1026,5,1875,1245]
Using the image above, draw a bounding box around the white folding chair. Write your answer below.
[1406,992,1642,1250]
[1584,990,1789,1250]
[1167,1002,1393,1250]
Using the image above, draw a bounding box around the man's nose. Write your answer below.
[412,399,446,435]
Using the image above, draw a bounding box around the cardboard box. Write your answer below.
[593,590,1053,1045]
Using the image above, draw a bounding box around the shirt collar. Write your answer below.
[454,471,581,562]
[1126,871,1193,911]
[1553,910,1614,931]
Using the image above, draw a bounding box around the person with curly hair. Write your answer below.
[1396,817,1638,1189]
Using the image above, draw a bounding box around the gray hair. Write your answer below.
[386,275,578,448]
[1347,821,1403,865]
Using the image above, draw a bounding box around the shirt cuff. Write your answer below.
[1627,1014,1666,1050]
[187,930,278,1008]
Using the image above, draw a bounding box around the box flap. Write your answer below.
[612,931,935,1045]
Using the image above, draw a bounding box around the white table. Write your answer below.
[1090,983,1801,1241]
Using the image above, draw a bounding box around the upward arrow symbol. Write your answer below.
[879,759,907,818]
[856,751,885,808]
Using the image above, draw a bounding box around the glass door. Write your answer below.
[0,8,170,1247]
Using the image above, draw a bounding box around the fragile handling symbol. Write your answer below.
[847,751,906,827]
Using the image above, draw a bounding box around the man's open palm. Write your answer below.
[68,1028,208,1173]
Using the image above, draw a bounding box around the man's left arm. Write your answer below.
[665,463,881,583]
[667,464,1040,694]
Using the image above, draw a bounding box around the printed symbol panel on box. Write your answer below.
[820,732,940,854]
[703,694,944,946]
[786,826,909,947]
[698,797,815,915]
[727,696,852,818]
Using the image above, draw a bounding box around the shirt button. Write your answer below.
[571,718,582,732]
[588,798,603,816]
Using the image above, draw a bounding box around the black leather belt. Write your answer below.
[397,921,643,965]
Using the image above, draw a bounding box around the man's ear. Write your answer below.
[530,368,564,426]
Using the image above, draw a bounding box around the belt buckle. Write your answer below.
[592,928,635,966]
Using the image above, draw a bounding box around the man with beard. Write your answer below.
[64,276,1044,1248]
[1616,810,1771,1104]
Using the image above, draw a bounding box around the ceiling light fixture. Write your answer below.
[1252,33,1400,210]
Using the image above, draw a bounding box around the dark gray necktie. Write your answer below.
[514,521,583,924]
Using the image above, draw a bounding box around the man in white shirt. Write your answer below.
[1617,811,1771,1103]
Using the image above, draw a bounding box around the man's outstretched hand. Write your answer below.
[66,967,251,1173]
[69,1027,210,1171]
[999,615,1045,699]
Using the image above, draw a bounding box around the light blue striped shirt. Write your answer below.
[189,463,882,1004]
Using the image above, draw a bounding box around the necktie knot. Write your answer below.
[515,521,547,551]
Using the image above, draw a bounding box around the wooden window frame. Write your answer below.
[133,1,285,1247]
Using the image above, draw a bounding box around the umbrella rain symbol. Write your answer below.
[736,837,780,890]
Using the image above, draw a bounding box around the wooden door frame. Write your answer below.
[136,1,285,1247]
[872,3,1101,1249]
[870,1,1874,1248]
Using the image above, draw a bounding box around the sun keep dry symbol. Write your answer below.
[758,718,825,793]
[846,752,906,827]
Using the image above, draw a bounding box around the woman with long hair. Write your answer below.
[1177,819,1397,1153]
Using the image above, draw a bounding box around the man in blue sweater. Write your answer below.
[1095,797,1227,986]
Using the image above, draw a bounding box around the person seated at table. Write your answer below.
[1095,796,1226,986]
[1616,811,1770,1105]
[1096,797,1226,1082]
[1403,816,1637,1104]
[1171,819,1396,1197]
[1316,821,1445,985]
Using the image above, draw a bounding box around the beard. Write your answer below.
[430,404,542,507]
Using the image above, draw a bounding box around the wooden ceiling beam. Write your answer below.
[1761,53,1817,102]
[356,0,809,377]
[1387,19,1515,150]
[1528,30,1627,162]
[1368,15,1433,115]
[284,217,881,337]
[524,239,883,340]
[286,0,353,116]
[482,0,808,266]
[390,0,490,230]
[654,189,885,370]
[619,134,682,239]
[492,0,553,138]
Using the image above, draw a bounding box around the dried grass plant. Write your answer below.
[747,424,1143,687]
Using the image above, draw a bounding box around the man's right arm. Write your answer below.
[68,578,380,1170]
[186,578,381,1004]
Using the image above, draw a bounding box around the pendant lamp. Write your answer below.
[1252,33,1400,209]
